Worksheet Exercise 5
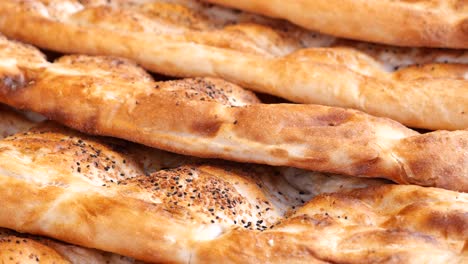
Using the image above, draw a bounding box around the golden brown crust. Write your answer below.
[392,130,468,188]
[205,0,468,48]
[0,233,70,264]
[0,36,466,191]
[0,228,143,264]
[0,0,466,130]
[197,185,468,264]
[0,124,464,263]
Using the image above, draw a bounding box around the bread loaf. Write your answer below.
[0,123,464,263]
[205,0,468,48]
[0,36,466,191]
[0,0,466,130]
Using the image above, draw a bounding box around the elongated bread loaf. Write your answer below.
[0,36,466,191]
[0,0,466,130]
[0,107,147,264]
[0,123,465,263]
[204,0,468,48]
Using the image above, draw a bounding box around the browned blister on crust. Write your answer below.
[0,123,464,263]
[0,36,466,191]
[0,0,466,130]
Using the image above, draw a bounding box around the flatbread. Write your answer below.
[0,107,148,264]
[0,35,466,191]
[205,0,468,48]
[0,123,465,263]
[0,0,466,130]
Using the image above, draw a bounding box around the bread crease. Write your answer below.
[0,0,466,130]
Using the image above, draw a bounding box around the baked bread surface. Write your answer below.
[0,107,148,264]
[0,0,467,130]
[1,35,467,191]
[0,2,466,263]
[0,228,146,264]
[204,0,468,48]
[0,82,465,264]
[0,122,465,263]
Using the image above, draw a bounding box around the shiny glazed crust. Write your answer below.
[0,36,466,192]
[205,0,468,48]
[0,0,467,130]
[0,123,465,263]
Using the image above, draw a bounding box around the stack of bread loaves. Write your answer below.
[0,1,466,263]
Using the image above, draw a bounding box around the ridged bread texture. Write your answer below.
[0,0,466,130]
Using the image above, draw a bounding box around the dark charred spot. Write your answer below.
[269,148,289,158]
[315,108,353,127]
[191,119,222,137]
